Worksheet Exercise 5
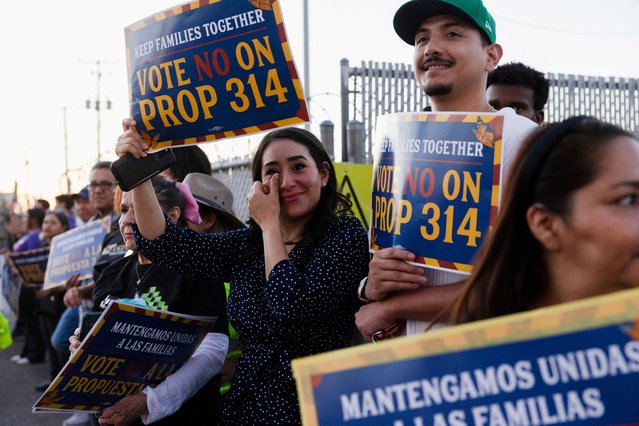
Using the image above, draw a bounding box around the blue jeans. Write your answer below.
[50,306,79,353]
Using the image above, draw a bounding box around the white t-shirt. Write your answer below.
[405,107,538,335]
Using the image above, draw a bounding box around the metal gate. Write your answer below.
[340,58,639,163]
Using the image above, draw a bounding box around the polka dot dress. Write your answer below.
[135,215,369,425]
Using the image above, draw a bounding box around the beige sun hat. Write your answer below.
[183,172,245,229]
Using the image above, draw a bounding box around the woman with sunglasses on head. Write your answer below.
[115,119,369,425]
[446,116,639,323]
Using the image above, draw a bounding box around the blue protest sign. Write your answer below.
[8,247,49,287]
[33,301,215,413]
[43,217,111,289]
[125,0,309,150]
[371,113,504,273]
[293,288,639,425]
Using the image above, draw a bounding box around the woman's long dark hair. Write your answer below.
[246,127,352,250]
[448,117,635,323]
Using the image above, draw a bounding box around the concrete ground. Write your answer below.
[1,299,73,426]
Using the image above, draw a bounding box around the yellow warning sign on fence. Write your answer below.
[334,163,372,230]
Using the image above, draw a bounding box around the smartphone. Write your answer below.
[79,311,102,340]
[111,148,176,191]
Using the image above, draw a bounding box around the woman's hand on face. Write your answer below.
[116,117,148,159]
[247,174,280,229]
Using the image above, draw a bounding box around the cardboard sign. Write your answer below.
[43,217,111,289]
[8,247,49,287]
[293,288,639,425]
[33,301,215,413]
[125,0,309,151]
[370,113,505,274]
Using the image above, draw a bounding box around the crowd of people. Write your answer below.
[2,0,638,425]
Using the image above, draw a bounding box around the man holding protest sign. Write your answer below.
[356,0,538,340]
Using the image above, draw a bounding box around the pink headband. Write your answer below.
[175,181,202,225]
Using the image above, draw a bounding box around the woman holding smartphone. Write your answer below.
[115,120,369,425]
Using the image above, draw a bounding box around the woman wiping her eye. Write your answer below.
[115,120,369,425]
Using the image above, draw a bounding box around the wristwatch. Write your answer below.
[357,277,371,303]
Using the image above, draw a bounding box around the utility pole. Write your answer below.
[24,151,30,209]
[63,107,71,193]
[303,0,310,130]
[96,60,102,162]
[86,60,112,162]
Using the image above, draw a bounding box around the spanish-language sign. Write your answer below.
[370,113,504,273]
[293,287,639,426]
[125,0,309,151]
[33,301,215,413]
[43,217,111,290]
[8,247,49,287]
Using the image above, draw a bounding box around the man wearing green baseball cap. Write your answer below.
[394,0,501,111]
[356,0,538,339]
[394,0,496,45]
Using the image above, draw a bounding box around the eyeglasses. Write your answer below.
[88,181,116,191]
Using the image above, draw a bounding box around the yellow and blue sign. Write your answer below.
[43,217,111,289]
[33,301,215,413]
[125,0,309,150]
[370,113,504,273]
[8,247,49,287]
[293,287,639,425]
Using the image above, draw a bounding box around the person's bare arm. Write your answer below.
[356,282,462,341]
[363,248,428,301]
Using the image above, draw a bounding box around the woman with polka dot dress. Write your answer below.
[116,120,369,425]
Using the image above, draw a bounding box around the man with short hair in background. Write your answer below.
[87,161,117,221]
[487,61,550,124]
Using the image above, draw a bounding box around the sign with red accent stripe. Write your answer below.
[33,301,215,414]
[370,112,504,273]
[125,0,308,151]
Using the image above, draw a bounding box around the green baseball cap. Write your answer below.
[394,0,496,45]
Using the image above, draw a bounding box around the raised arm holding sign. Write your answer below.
[115,0,309,190]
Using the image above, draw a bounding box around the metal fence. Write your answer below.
[209,59,639,212]
[340,58,639,163]
[212,159,252,223]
